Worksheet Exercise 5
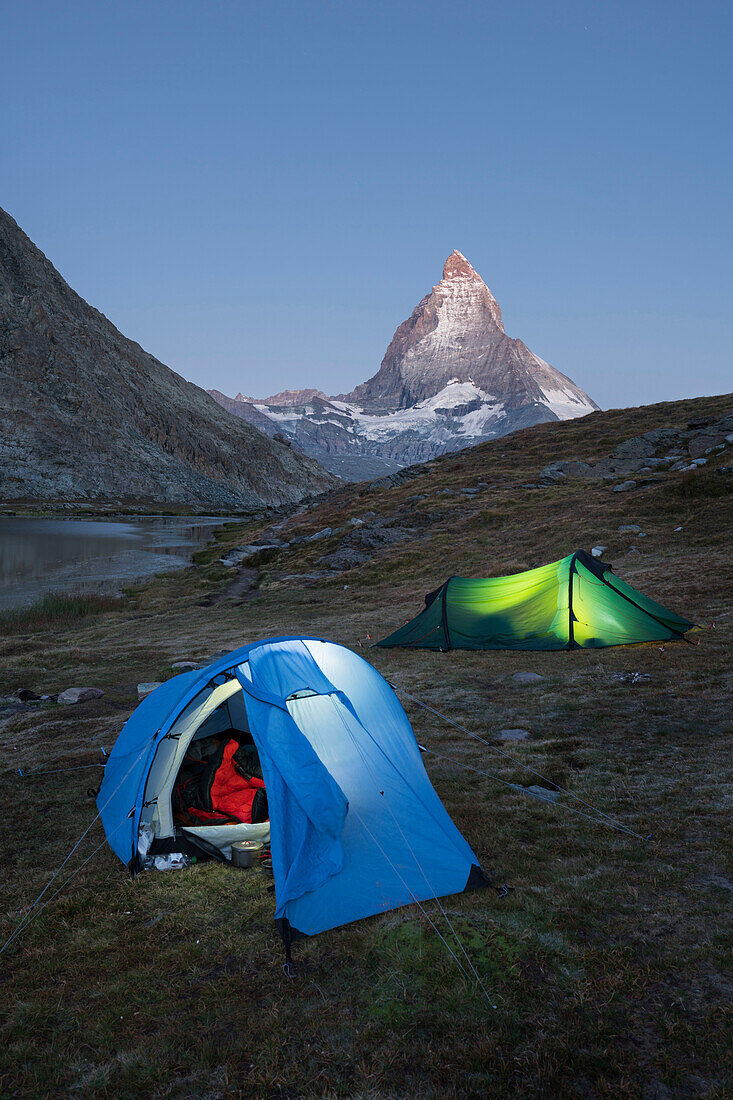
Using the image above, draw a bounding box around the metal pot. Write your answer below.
[231,840,264,868]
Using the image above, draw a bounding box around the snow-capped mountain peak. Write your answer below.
[209,251,598,479]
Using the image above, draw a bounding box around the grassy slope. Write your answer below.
[1,393,731,1099]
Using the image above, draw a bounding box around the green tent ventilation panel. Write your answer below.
[376,550,694,651]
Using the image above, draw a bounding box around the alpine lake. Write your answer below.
[0,514,228,612]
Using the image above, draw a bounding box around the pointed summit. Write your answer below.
[342,249,596,420]
[442,250,480,280]
[213,249,599,480]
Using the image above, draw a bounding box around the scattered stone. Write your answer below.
[618,524,643,534]
[627,546,640,555]
[496,728,531,741]
[591,546,608,558]
[305,527,334,542]
[512,672,545,684]
[613,480,637,493]
[460,487,481,495]
[687,416,715,430]
[57,687,105,705]
[171,660,200,670]
[13,688,41,702]
[317,548,371,571]
[524,785,562,802]
[348,517,364,526]
[137,683,162,700]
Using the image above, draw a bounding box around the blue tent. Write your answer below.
[98,637,489,946]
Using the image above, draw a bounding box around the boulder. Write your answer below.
[496,728,531,741]
[640,428,682,447]
[13,688,41,702]
[305,527,335,542]
[613,480,637,493]
[57,687,105,705]
[317,548,371,571]
[137,683,162,699]
[618,524,643,534]
[539,464,567,483]
[591,546,607,558]
[348,525,416,550]
[688,433,726,458]
[512,672,545,684]
[594,457,645,478]
[612,436,657,461]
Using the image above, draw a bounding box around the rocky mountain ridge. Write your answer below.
[0,207,336,508]
[210,251,598,479]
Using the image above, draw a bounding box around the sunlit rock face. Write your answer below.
[210,251,599,479]
[0,206,336,507]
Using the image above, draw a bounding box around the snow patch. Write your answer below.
[539,386,596,420]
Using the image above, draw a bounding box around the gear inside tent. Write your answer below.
[376,550,694,651]
[98,637,489,945]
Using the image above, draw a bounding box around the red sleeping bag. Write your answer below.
[210,739,266,822]
[173,737,268,825]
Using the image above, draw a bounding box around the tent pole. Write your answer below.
[568,553,577,650]
[441,578,453,651]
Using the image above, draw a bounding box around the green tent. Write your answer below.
[376,550,694,651]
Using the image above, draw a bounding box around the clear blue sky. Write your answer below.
[2,0,731,409]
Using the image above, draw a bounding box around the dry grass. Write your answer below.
[0,394,731,1098]
[0,592,122,636]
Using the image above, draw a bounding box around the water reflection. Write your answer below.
[0,516,226,611]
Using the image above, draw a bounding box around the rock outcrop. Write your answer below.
[0,207,336,507]
[210,251,598,479]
